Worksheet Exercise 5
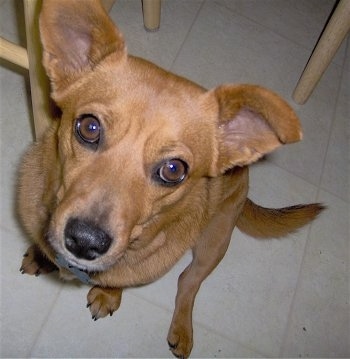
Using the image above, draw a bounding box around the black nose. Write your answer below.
[64,218,112,260]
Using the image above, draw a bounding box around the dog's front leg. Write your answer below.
[87,286,123,321]
[167,199,240,358]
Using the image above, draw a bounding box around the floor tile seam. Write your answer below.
[278,97,348,355]
[213,0,345,69]
[28,283,65,357]
[263,159,320,200]
[127,290,269,358]
[315,49,349,198]
[278,151,348,356]
[190,322,269,358]
[266,151,349,204]
[169,0,205,71]
[277,221,314,357]
[318,184,350,204]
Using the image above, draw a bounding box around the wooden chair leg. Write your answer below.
[0,37,29,69]
[24,0,51,140]
[293,0,350,105]
[102,0,161,31]
[101,0,116,12]
[143,0,161,31]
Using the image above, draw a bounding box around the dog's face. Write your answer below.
[48,58,219,271]
[40,0,302,273]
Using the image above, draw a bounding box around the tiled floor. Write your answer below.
[1,0,349,357]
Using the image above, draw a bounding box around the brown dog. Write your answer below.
[18,1,323,357]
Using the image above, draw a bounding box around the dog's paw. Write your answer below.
[20,244,57,276]
[167,322,193,359]
[87,286,123,321]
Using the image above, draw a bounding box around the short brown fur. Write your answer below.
[18,1,324,357]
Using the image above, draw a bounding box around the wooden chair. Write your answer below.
[0,0,161,140]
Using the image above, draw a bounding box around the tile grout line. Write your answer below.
[127,289,269,358]
[315,32,349,201]
[214,0,343,66]
[278,36,347,357]
[27,282,65,357]
[169,0,206,71]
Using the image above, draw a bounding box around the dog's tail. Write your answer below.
[236,198,325,239]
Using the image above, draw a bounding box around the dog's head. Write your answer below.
[39,0,302,273]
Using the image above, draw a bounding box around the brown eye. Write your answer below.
[157,159,188,185]
[75,114,101,146]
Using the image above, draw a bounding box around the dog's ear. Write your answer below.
[40,0,125,96]
[210,84,302,175]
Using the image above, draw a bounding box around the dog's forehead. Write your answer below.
[71,56,206,112]
[70,55,215,140]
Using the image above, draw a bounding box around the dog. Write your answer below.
[18,1,324,357]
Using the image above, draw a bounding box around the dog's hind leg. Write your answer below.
[167,198,241,358]
[20,244,58,276]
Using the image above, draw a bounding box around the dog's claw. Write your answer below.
[168,341,177,350]
[23,252,29,257]
[92,315,98,321]
[35,270,41,277]
[86,302,91,308]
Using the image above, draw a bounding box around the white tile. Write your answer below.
[30,288,173,358]
[172,1,313,96]
[29,280,265,358]
[281,191,349,357]
[320,69,349,201]
[0,66,32,233]
[218,0,336,51]
[0,0,26,45]
[109,0,204,69]
[218,0,347,68]
[344,35,350,73]
[268,60,342,186]
[191,326,265,358]
[1,227,63,358]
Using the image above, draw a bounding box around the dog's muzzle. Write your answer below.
[64,218,112,260]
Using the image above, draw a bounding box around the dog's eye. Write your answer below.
[156,159,188,185]
[75,114,101,147]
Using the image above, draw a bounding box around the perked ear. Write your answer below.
[212,84,302,174]
[39,0,126,96]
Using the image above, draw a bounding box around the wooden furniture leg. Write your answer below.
[24,0,51,140]
[0,38,29,69]
[101,0,116,12]
[143,0,161,31]
[102,0,161,31]
[293,0,350,105]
